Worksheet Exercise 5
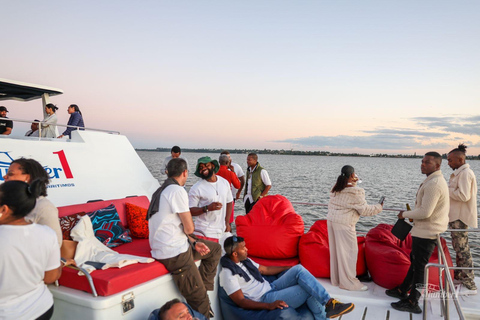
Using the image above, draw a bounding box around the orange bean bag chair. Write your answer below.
[235,195,304,259]
[298,220,367,278]
[365,224,453,289]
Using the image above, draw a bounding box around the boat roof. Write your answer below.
[0,78,63,102]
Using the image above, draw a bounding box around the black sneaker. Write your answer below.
[385,287,408,300]
[325,298,354,318]
[391,299,421,314]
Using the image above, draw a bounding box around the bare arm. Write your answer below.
[225,201,233,232]
[229,289,288,310]
[190,202,222,216]
[236,176,246,199]
[1,127,12,135]
[178,211,195,235]
[258,265,291,276]
[44,266,62,284]
[260,185,272,198]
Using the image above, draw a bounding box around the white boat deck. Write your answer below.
[316,278,480,320]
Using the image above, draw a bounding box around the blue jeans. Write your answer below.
[261,265,329,320]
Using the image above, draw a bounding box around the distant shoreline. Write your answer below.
[135,148,480,160]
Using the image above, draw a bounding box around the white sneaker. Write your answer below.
[456,284,478,296]
[358,285,368,291]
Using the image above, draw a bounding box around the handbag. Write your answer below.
[391,219,412,241]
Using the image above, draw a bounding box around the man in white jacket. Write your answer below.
[386,151,449,314]
[447,144,478,295]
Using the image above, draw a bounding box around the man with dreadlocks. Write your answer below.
[447,144,478,295]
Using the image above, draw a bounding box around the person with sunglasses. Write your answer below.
[219,236,354,319]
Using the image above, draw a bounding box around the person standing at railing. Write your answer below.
[25,120,40,137]
[447,143,478,295]
[0,106,13,135]
[41,103,58,138]
[327,165,383,292]
[386,151,449,314]
[57,104,84,138]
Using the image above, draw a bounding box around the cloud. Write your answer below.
[363,128,448,138]
[412,116,480,136]
[277,134,448,150]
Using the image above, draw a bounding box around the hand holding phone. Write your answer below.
[379,196,385,204]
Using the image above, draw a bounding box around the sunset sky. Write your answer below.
[2,1,479,155]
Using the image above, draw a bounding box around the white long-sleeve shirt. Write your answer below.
[448,163,478,228]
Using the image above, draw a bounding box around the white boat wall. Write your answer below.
[0,131,160,206]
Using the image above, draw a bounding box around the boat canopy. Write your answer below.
[0,78,63,102]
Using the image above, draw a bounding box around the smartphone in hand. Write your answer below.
[379,196,385,204]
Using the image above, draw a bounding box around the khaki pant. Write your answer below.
[158,239,221,318]
[327,221,364,291]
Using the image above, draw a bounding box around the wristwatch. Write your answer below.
[192,240,198,249]
[203,205,209,213]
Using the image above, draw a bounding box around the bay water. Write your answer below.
[138,151,480,259]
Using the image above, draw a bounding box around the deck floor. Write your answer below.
[316,278,480,320]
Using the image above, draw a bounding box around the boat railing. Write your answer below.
[55,265,98,297]
[0,117,120,137]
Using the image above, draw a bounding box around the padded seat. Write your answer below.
[57,197,171,296]
[298,220,367,278]
[236,195,304,259]
[365,224,453,289]
[58,239,169,296]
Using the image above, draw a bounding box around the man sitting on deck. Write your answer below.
[219,236,355,319]
[147,158,221,319]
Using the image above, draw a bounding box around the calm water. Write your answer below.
[138,151,480,259]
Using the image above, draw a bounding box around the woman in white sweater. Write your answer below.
[3,158,62,247]
[41,103,58,138]
[327,165,383,291]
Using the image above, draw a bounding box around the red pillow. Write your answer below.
[125,203,149,238]
[59,212,86,240]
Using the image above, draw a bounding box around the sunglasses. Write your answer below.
[228,236,239,255]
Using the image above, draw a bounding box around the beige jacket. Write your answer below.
[327,186,383,226]
[448,163,478,228]
[403,170,449,239]
[26,196,63,247]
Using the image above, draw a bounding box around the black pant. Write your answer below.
[244,198,257,213]
[399,236,437,302]
[36,305,54,320]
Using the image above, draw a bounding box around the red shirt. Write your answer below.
[216,165,241,189]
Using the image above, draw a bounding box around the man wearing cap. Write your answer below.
[147,158,221,319]
[0,106,13,135]
[189,156,234,240]
[25,120,40,137]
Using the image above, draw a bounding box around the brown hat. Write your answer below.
[0,106,9,112]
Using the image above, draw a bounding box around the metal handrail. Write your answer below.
[0,116,120,137]
[54,264,98,297]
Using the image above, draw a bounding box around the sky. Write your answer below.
[2,1,480,155]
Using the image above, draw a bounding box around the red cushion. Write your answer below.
[58,239,169,296]
[365,224,453,289]
[58,196,150,227]
[125,203,149,238]
[236,195,304,259]
[249,255,300,267]
[298,220,367,278]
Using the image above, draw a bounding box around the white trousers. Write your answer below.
[327,220,363,291]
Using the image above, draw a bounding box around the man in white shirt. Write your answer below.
[162,146,189,175]
[220,150,245,200]
[244,153,271,213]
[25,120,40,137]
[447,144,478,295]
[189,156,233,240]
[219,236,354,319]
[148,158,221,319]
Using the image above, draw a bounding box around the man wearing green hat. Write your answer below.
[189,156,234,240]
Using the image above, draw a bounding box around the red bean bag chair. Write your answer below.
[365,224,453,290]
[235,195,304,259]
[298,220,367,278]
